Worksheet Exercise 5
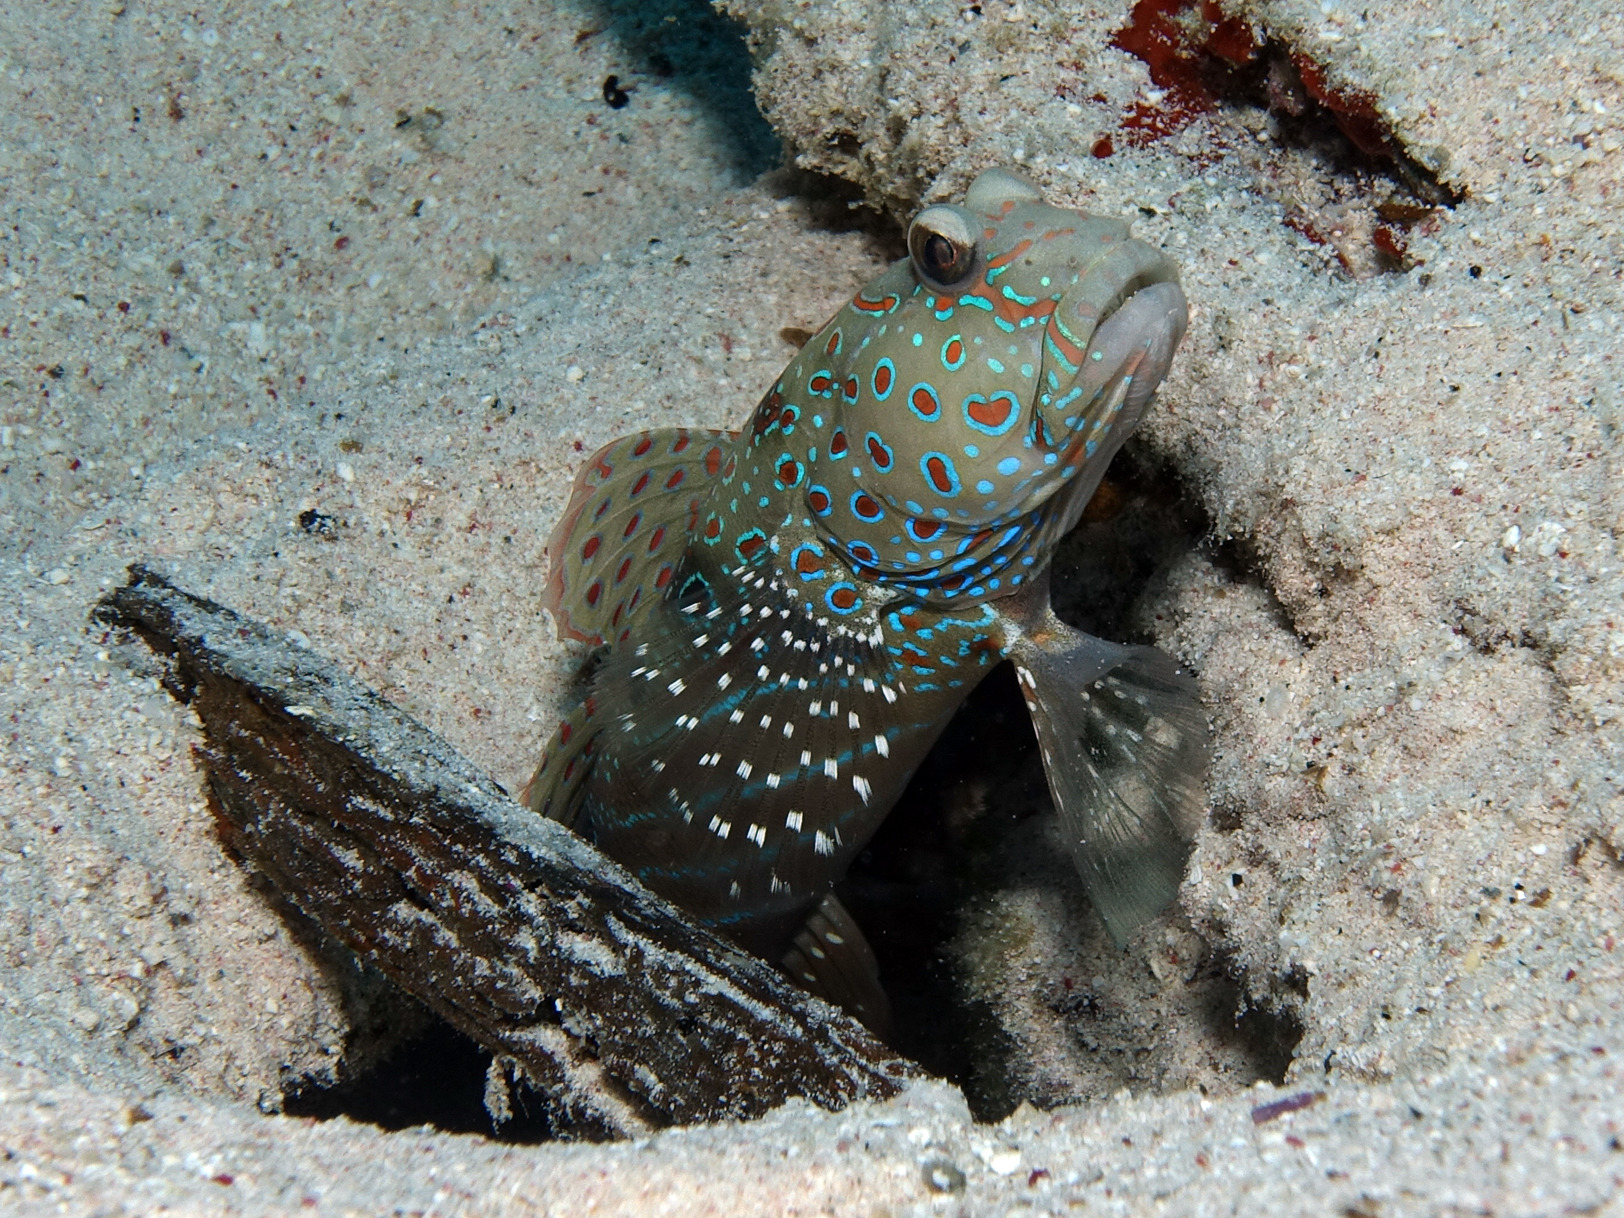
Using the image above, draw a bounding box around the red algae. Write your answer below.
[1110,0,1209,95]
[1110,0,1225,145]
[1290,52,1395,159]
[1370,224,1412,269]
[1203,2,1260,66]
[1110,0,1411,170]
[1283,212,1354,274]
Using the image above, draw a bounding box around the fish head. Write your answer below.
[796,168,1188,601]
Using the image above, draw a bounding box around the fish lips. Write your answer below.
[1003,274,1189,523]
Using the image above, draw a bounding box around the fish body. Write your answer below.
[528,169,1207,970]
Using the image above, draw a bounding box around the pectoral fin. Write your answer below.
[1008,612,1208,947]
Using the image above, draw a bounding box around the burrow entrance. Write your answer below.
[285,454,1299,1136]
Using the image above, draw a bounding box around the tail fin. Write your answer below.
[1009,620,1208,947]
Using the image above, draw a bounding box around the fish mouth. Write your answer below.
[1015,275,1189,520]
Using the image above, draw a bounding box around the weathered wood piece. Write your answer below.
[93,566,914,1137]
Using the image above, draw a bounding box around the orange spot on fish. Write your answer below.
[910,518,943,540]
[968,396,1013,430]
[985,238,1034,270]
[852,292,898,315]
[1046,315,1086,367]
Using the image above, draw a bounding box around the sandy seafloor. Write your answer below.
[1,0,1622,1213]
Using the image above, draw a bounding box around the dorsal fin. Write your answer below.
[520,691,601,827]
[543,428,736,646]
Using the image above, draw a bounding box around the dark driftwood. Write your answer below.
[93,566,913,1137]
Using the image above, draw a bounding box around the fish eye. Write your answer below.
[907,205,978,289]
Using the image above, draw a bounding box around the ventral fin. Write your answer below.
[782,892,893,1040]
[1008,603,1208,948]
[543,428,737,646]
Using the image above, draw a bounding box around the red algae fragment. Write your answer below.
[1375,200,1438,224]
[1204,5,1260,66]
[1283,213,1353,274]
[1110,0,1200,90]
[1370,224,1412,270]
[1250,1090,1324,1125]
